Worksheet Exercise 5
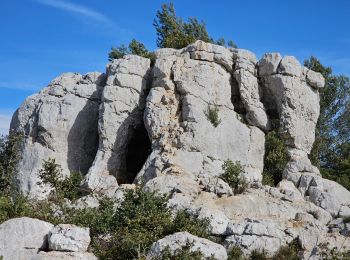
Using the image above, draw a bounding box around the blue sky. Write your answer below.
[1,0,349,134]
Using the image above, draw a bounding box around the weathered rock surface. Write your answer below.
[0,217,53,260]
[258,54,321,155]
[11,72,104,199]
[0,218,97,260]
[147,232,228,260]
[10,40,350,259]
[48,224,90,252]
[135,41,265,184]
[84,55,151,194]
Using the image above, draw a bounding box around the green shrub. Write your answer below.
[206,105,221,127]
[250,250,268,260]
[262,131,289,186]
[0,133,22,195]
[38,158,83,201]
[273,239,300,260]
[228,246,244,260]
[221,160,247,194]
[343,216,350,223]
[169,210,210,239]
[94,189,173,259]
[109,39,155,63]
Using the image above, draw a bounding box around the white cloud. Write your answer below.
[0,114,12,136]
[35,0,113,25]
[33,0,132,37]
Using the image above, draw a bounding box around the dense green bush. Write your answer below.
[262,131,289,186]
[227,246,244,260]
[38,158,83,201]
[221,160,247,194]
[0,133,22,194]
[304,57,350,191]
[206,105,221,127]
[109,39,155,62]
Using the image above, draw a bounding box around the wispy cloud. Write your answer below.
[33,0,132,38]
[34,0,113,25]
[0,114,12,136]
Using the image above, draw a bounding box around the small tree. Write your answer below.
[221,160,246,194]
[262,131,289,186]
[38,158,83,201]
[0,133,22,195]
[109,39,154,61]
[154,3,224,49]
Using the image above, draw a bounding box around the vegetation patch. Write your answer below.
[262,131,289,186]
[206,104,221,127]
[221,160,247,194]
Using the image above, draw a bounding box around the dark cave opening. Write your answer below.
[122,123,152,184]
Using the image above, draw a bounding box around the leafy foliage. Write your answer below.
[227,246,244,260]
[262,131,289,186]
[249,250,269,260]
[169,210,210,239]
[206,104,221,127]
[109,3,237,61]
[221,160,246,194]
[38,158,83,201]
[154,3,211,49]
[215,38,237,48]
[109,39,155,62]
[304,56,350,190]
[0,133,22,194]
[272,239,300,260]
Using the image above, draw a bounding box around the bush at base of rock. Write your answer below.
[262,131,289,186]
[38,158,84,201]
[221,160,247,194]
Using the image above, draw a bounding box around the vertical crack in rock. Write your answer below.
[230,76,246,116]
[232,49,270,132]
[83,55,151,194]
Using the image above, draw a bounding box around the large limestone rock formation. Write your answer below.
[10,40,350,258]
[135,43,265,184]
[11,72,104,199]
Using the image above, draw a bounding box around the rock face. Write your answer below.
[11,41,324,197]
[147,231,228,260]
[84,55,151,194]
[135,42,265,184]
[48,224,91,252]
[0,217,53,260]
[0,218,96,260]
[11,72,104,199]
[10,40,350,258]
[258,54,322,157]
